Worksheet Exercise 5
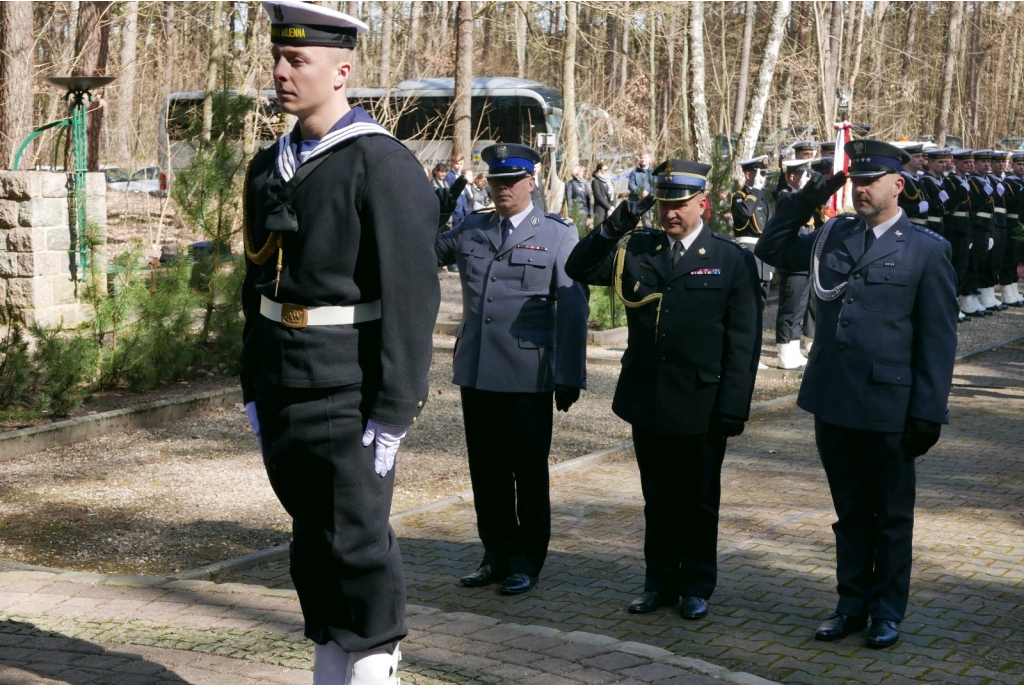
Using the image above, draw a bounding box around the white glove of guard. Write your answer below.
[798,171,810,189]
[753,172,766,190]
[997,183,1005,196]
[362,419,409,477]
[244,402,262,453]
[988,237,995,250]
[984,182,994,195]
[918,201,929,214]
[939,190,949,203]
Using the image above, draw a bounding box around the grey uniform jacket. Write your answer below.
[755,192,958,433]
[435,204,589,393]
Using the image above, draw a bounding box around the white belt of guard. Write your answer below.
[995,207,1007,214]
[927,217,942,223]
[952,211,969,217]
[260,295,381,328]
[977,212,993,218]
[909,218,928,226]
[1009,214,1020,220]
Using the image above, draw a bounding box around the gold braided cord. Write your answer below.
[612,231,663,341]
[241,156,284,266]
[901,178,922,202]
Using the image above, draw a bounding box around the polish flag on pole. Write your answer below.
[831,121,853,214]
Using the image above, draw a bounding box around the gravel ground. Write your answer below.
[1,277,1021,577]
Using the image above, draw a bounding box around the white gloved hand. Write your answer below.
[798,171,810,189]
[984,182,994,195]
[752,172,766,190]
[918,201,929,214]
[938,190,949,203]
[245,402,262,453]
[362,420,409,477]
[997,183,1005,196]
[988,237,995,250]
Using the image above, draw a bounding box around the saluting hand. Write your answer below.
[602,194,657,237]
[362,419,409,477]
[796,171,847,208]
[435,176,469,228]
[555,385,580,412]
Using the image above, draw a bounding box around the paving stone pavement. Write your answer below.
[229,343,1024,684]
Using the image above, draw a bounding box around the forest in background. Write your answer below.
[0,1,1023,181]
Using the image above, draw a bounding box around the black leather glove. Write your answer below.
[555,385,580,412]
[717,413,746,438]
[797,170,846,208]
[600,194,657,237]
[435,175,469,229]
[902,418,941,459]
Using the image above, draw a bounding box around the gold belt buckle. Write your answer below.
[280,302,308,329]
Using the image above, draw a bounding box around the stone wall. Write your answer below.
[0,171,106,329]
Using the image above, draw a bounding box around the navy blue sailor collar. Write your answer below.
[275,105,394,182]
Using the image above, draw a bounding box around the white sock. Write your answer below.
[349,646,401,685]
[314,642,351,685]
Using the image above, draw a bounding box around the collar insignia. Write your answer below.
[656,244,663,251]
[895,230,903,237]
[530,216,540,226]
[698,247,706,255]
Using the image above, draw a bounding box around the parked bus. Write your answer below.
[158,77,566,185]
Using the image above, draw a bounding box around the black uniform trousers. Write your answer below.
[257,384,406,653]
[946,226,971,294]
[963,221,992,295]
[776,272,815,343]
[461,387,554,578]
[814,418,915,622]
[999,219,1021,285]
[632,426,728,600]
[982,219,1007,289]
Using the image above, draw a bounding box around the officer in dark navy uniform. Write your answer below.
[566,160,762,622]
[436,143,589,596]
[731,156,774,307]
[756,140,958,650]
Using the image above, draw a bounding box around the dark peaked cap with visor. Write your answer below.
[652,160,712,201]
[263,0,368,49]
[843,139,911,179]
[481,143,541,180]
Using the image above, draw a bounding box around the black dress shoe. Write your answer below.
[459,564,508,588]
[498,572,537,595]
[627,591,676,614]
[866,618,901,648]
[679,596,709,620]
[814,612,868,641]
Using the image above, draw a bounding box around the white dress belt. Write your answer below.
[260,295,381,328]
[976,211,993,218]
[952,211,969,217]
[909,218,928,226]
[995,207,1007,214]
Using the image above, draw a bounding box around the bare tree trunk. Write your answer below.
[734,0,790,178]
[202,2,225,142]
[817,0,844,127]
[605,11,617,94]
[452,0,473,161]
[516,1,529,79]
[689,1,712,164]
[0,1,34,169]
[407,1,421,78]
[75,1,113,172]
[1009,23,1024,134]
[777,3,805,135]
[869,1,888,118]
[619,1,630,99]
[935,2,964,146]
[648,9,657,143]
[899,3,918,128]
[967,1,983,144]
[662,11,676,140]
[731,0,754,135]
[846,1,865,96]
[380,1,394,86]
[113,0,138,165]
[562,1,579,177]
[679,3,691,157]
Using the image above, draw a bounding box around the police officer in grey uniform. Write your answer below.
[756,140,958,649]
[566,160,762,622]
[436,143,589,596]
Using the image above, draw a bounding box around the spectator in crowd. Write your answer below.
[446,154,466,188]
[432,163,450,192]
[469,172,491,210]
[628,152,655,227]
[565,165,592,222]
[592,162,616,225]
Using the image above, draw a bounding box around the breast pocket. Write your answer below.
[509,248,553,291]
[459,243,489,282]
[862,267,912,312]
[625,264,659,297]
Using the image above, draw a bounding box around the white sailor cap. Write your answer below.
[781,158,814,172]
[263,0,368,49]
[890,140,925,153]
[738,155,769,170]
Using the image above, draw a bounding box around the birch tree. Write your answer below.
[0,1,34,169]
[562,1,579,177]
[452,0,473,161]
[689,1,712,164]
[731,0,754,135]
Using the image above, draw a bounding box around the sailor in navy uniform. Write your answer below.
[963,150,998,316]
[1002,152,1024,305]
[893,141,929,227]
[977,150,1010,311]
[756,140,958,650]
[919,146,952,237]
[774,158,817,369]
[566,159,762,622]
[945,149,979,321]
[241,2,440,681]
[730,155,774,308]
[435,143,589,596]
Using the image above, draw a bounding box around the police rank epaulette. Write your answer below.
[711,231,745,249]
[911,225,944,241]
[471,207,495,214]
[546,212,574,226]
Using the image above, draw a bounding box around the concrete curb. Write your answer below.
[0,567,781,684]
[954,331,1024,361]
[0,387,242,463]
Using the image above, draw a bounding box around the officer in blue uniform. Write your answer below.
[435,143,589,596]
[566,160,762,622]
[756,140,958,649]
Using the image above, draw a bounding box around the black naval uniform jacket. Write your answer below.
[240,136,441,427]
[920,171,952,235]
[942,172,974,237]
[566,226,763,436]
[897,171,929,226]
[756,194,958,433]
[730,185,772,239]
